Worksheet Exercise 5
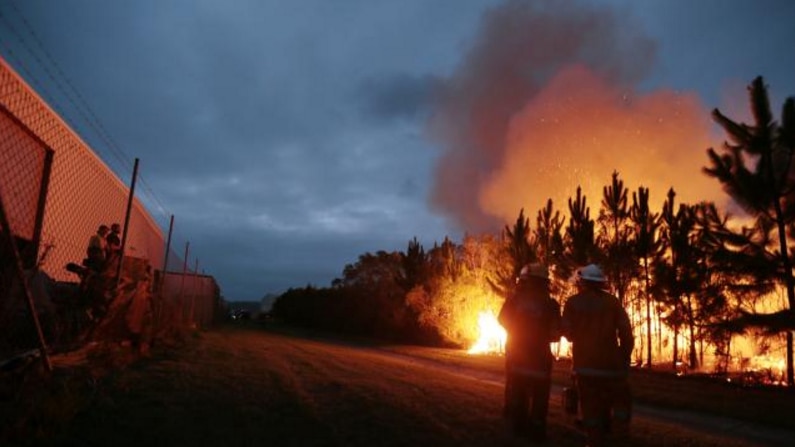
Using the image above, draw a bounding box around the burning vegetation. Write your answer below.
[273,1,794,386]
[272,76,794,387]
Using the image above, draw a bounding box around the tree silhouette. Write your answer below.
[428,236,461,280]
[630,186,661,367]
[655,189,703,369]
[340,251,407,338]
[690,202,756,372]
[563,186,596,275]
[597,171,635,307]
[533,199,565,294]
[505,208,536,272]
[703,76,795,385]
[533,200,564,265]
[398,237,427,291]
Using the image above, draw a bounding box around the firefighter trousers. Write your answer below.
[576,375,632,447]
[506,373,551,440]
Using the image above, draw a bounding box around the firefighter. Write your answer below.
[498,263,561,442]
[561,264,634,447]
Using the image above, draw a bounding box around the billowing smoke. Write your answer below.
[428,0,723,233]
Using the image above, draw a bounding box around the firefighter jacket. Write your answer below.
[561,287,634,377]
[499,283,561,378]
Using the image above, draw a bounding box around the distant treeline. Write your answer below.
[272,235,506,347]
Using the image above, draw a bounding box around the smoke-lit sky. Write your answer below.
[1,0,793,301]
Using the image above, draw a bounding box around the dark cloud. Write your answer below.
[180,211,444,299]
[357,73,440,121]
[2,0,793,301]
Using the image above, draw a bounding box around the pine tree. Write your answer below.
[505,208,536,275]
[534,199,564,266]
[655,189,702,370]
[533,199,565,294]
[690,202,759,372]
[398,237,427,291]
[563,186,596,275]
[487,209,536,300]
[597,171,636,307]
[703,76,795,385]
[630,186,661,367]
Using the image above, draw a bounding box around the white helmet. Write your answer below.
[575,264,607,283]
[518,263,549,281]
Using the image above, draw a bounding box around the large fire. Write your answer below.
[467,310,572,357]
[465,305,785,386]
[431,0,789,383]
[467,311,506,354]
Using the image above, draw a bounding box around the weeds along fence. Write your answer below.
[0,56,220,363]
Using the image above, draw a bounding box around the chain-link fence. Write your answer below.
[159,272,222,330]
[0,57,163,280]
[0,55,220,363]
[0,103,50,255]
[0,95,52,362]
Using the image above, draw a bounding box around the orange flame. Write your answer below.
[552,336,571,359]
[467,310,573,357]
[467,311,507,354]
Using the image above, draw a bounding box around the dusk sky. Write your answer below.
[1,0,793,302]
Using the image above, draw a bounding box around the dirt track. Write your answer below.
[369,343,795,447]
[32,324,795,447]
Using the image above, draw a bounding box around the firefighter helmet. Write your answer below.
[518,263,549,281]
[575,264,607,283]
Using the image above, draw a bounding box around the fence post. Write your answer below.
[161,215,174,281]
[155,214,174,334]
[28,149,54,269]
[0,185,52,371]
[179,241,189,325]
[189,258,198,328]
[116,157,139,286]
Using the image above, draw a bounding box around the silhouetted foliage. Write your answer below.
[654,189,705,369]
[397,236,427,291]
[488,209,535,300]
[560,186,595,280]
[597,171,636,307]
[506,208,536,272]
[533,199,566,295]
[630,186,662,367]
[703,76,795,385]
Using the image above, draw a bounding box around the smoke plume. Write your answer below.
[427,0,723,233]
